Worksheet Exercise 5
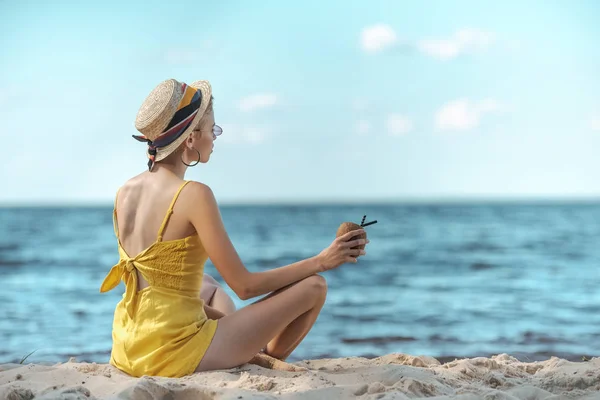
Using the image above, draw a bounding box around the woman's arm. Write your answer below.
[184,182,366,300]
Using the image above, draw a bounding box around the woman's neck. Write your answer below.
[152,162,187,179]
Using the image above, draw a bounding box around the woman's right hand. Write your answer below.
[317,229,369,271]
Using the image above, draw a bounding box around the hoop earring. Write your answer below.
[181,147,201,167]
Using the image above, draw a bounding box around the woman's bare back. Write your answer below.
[115,173,196,289]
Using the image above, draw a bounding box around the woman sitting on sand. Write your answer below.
[100,78,368,378]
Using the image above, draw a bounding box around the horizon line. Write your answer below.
[1,195,600,208]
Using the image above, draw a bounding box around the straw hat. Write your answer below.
[132,78,212,171]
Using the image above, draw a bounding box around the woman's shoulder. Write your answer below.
[182,180,216,202]
[178,181,221,227]
[176,181,220,216]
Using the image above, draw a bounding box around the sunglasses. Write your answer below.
[194,124,223,137]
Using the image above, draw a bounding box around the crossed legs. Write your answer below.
[196,274,327,372]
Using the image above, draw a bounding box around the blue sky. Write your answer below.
[1,0,599,204]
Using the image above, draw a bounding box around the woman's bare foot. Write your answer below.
[248,352,308,372]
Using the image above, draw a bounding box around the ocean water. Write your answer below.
[1,203,600,365]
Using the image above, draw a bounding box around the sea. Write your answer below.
[1,202,600,365]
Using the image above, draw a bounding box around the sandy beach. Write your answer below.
[2,353,600,400]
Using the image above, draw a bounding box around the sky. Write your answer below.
[1,0,599,204]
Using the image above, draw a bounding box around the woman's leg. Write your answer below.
[195,274,327,372]
[199,274,307,372]
[200,274,236,315]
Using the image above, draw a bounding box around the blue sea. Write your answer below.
[2,202,600,365]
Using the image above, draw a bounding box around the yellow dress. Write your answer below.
[100,180,218,378]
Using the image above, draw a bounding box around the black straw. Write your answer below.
[361,220,378,227]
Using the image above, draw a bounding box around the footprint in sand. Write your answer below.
[37,385,97,400]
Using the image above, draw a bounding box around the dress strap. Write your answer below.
[112,187,121,239]
[157,181,191,241]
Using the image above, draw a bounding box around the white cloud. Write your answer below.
[218,124,269,144]
[417,29,494,60]
[356,120,371,135]
[387,114,413,136]
[359,25,494,60]
[239,94,278,112]
[591,115,600,131]
[360,24,398,53]
[435,98,503,131]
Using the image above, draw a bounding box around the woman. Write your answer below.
[100,78,368,378]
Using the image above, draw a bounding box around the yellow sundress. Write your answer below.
[100,180,218,377]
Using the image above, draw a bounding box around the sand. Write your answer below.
[2,353,600,400]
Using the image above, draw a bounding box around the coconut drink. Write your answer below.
[335,215,377,256]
